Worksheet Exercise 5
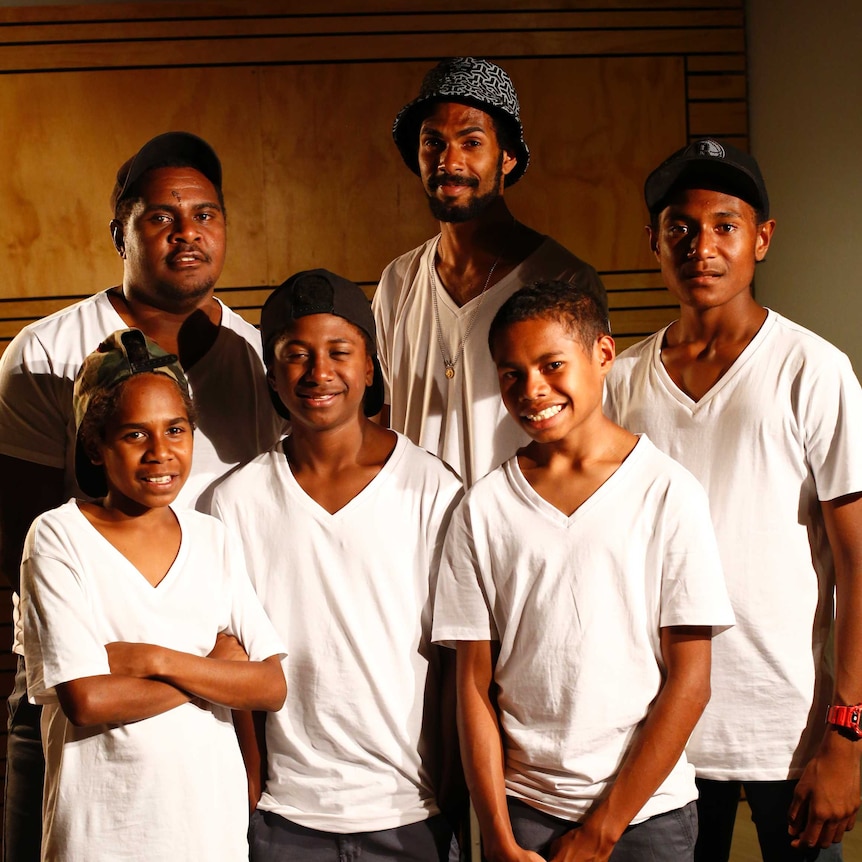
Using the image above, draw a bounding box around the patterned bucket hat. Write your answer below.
[73,328,190,496]
[392,57,530,186]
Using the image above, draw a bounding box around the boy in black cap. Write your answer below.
[0,131,283,861]
[606,140,862,861]
[211,270,463,861]
[374,57,604,487]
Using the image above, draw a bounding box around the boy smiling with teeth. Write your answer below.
[432,280,733,861]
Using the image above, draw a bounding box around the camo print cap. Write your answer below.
[73,328,189,432]
[392,57,530,186]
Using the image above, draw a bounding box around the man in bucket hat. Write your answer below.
[373,57,604,488]
[211,270,462,861]
[0,131,284,861]
[605,139,862,861]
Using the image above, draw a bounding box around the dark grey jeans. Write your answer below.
[3,656,44,862]
[249,809,453,861]
[507,796,698,861]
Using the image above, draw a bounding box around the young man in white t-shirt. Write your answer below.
[433,281,733,861]
[605,140,862,861]
[210,270,463,861]
[373,57,602,487]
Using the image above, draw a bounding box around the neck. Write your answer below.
[436,199,516,269]
[673,296,767,347]
[285,416,374,474]
[111,285,221,365]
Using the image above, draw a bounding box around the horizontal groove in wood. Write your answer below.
[686,53,746,73]
[0,10,745,45]
[0,0,749,28]
[0,28,745,73]
[687,72,746,100]
[688,100,748,136]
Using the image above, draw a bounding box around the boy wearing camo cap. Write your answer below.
[20,328,286,862]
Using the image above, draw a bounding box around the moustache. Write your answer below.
[428,173,479,191]
[167,244,210,264]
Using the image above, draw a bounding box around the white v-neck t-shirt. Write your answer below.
[373,235,603,486]
[605,310,862,780]
[210,433,463,832]
[432,436,733,823]
[20,500,285,861]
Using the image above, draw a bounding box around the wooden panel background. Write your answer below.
[0,0,748,816]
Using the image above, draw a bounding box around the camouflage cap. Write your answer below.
[73,328,189,432]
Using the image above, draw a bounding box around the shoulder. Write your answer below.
[213,300,266,358]
[0,292,113,369]
[24,499,82,556]
[766,311,853,367]
[389,433,463,495]
[374,239,436,303]
[522,236,601,286]
[629,436,710,503]
[606,332,662,395]
[209,448,279,509]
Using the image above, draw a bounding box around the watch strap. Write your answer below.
[826,704,862,738]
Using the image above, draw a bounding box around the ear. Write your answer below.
[365,353,374,387]
[109,219,125,258]
[500,149,518,179]
[754,218,776,262]
[595,334,616,375]
[265,366,277,391]
[646,224,660,259]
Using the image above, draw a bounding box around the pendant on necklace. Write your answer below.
[445,364,455,379]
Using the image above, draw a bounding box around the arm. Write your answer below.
[106,641,286,712]
[56,674,191,727]
[54,632,259,728]
[788,492,862,849]
[549,626,711,862]
[0,455,64,591]
[234,709,268,813]
[437,646,468,819]
[456,639,544,862]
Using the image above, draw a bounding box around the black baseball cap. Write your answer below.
[260,269,385,418]
[110,131,222,215]
[645,138,769,218]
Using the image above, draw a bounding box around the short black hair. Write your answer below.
[489,280,611,356]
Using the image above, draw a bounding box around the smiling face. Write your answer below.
[418,102,517,223]
[93,373,193,513]
[492,316,614,447]
[268,314,374,434]
[649,187,775,315]
[114,166,226,311]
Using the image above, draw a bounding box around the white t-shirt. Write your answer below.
[605,310,862,780]
[373,236,603,486]
[21,500,285,862]
[0,288,284,509]
[432,436,733,824]
[211,433,463,833]
[0,288,285,654]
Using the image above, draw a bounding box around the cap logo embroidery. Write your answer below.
[696,140,726,159]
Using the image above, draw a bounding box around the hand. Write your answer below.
[106,641,160,678]
[788,734,861,849]
[548,817,618,862]
[208,632,249,662]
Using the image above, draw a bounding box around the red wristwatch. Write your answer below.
[826,704,862,739]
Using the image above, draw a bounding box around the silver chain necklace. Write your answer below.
[430,236,501,380]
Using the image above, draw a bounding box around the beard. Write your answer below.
[425,153,504,223]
